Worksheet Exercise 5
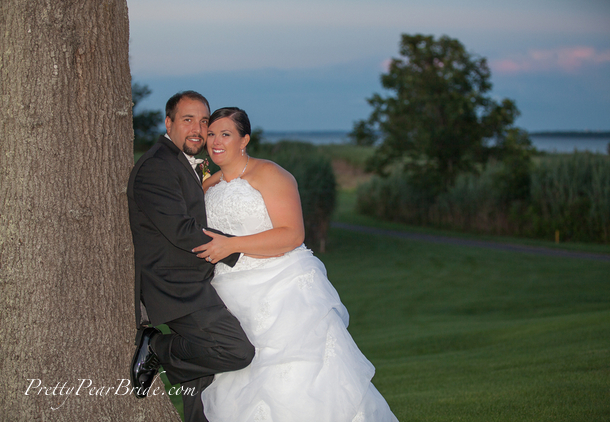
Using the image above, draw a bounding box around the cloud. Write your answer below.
[380,59,393,73]
[491,46,610,74]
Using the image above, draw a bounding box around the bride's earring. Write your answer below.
[241,149,244,156]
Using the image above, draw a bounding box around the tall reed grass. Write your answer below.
[530,153,610,242]
[357,152,610,243]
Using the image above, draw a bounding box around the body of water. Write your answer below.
[528,136,610,154]
[263,131,610,154]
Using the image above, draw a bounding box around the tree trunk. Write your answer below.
[0,1,179,420]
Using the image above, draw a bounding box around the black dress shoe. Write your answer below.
[131,327,161,399]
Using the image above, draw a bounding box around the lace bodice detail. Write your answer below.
[206,178,273,236]
[206,178,300,274]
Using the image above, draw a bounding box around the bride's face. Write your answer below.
[207,117,249,167]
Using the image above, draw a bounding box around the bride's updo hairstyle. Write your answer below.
[209,107,251,138]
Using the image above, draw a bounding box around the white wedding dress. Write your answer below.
[202,178,399,422]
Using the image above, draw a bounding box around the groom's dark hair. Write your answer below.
[209,107,251,137]
[165,91,210,121]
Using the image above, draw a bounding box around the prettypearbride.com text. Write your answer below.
[24,372,197,411]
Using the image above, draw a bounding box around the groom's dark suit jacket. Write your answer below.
[127,135,239,329]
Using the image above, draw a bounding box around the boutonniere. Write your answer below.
[200,158,211,184]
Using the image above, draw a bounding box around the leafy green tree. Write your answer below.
[348,120,377,146]
[491,127,536,205]
[132,82,163,152]
[353,34,521,193]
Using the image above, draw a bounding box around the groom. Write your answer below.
[127,91,254,422]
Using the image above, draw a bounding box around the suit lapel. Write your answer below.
[159,135,202,187]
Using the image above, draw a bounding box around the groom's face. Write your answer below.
[165,97,210,156]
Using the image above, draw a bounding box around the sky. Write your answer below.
[128,0,610,132]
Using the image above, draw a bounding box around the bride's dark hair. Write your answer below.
[209,107,251,137]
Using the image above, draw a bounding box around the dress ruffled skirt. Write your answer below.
[202,246,399,422]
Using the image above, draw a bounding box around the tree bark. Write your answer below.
[0,1,179,420]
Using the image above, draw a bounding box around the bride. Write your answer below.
[193,107,399,422]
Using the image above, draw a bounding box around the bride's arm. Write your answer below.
[193,161,305,262]
[202,170,221,192]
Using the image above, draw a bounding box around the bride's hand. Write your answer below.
[193,230,234,264]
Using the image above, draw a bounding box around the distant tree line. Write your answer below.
[132,82,163,152]
[530,131,610,138]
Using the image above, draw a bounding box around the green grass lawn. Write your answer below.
[321,220,610,421]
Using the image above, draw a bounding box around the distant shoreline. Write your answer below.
[262,130,610,139]
[529,131,610,138]
[259,129,609,154]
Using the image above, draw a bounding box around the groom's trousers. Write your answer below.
[151,305,255,422]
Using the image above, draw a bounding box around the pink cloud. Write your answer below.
[493,59,532,73]
[491,46,610,74]
[380,58,393,73]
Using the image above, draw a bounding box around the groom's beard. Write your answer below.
[183,137,205,156]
